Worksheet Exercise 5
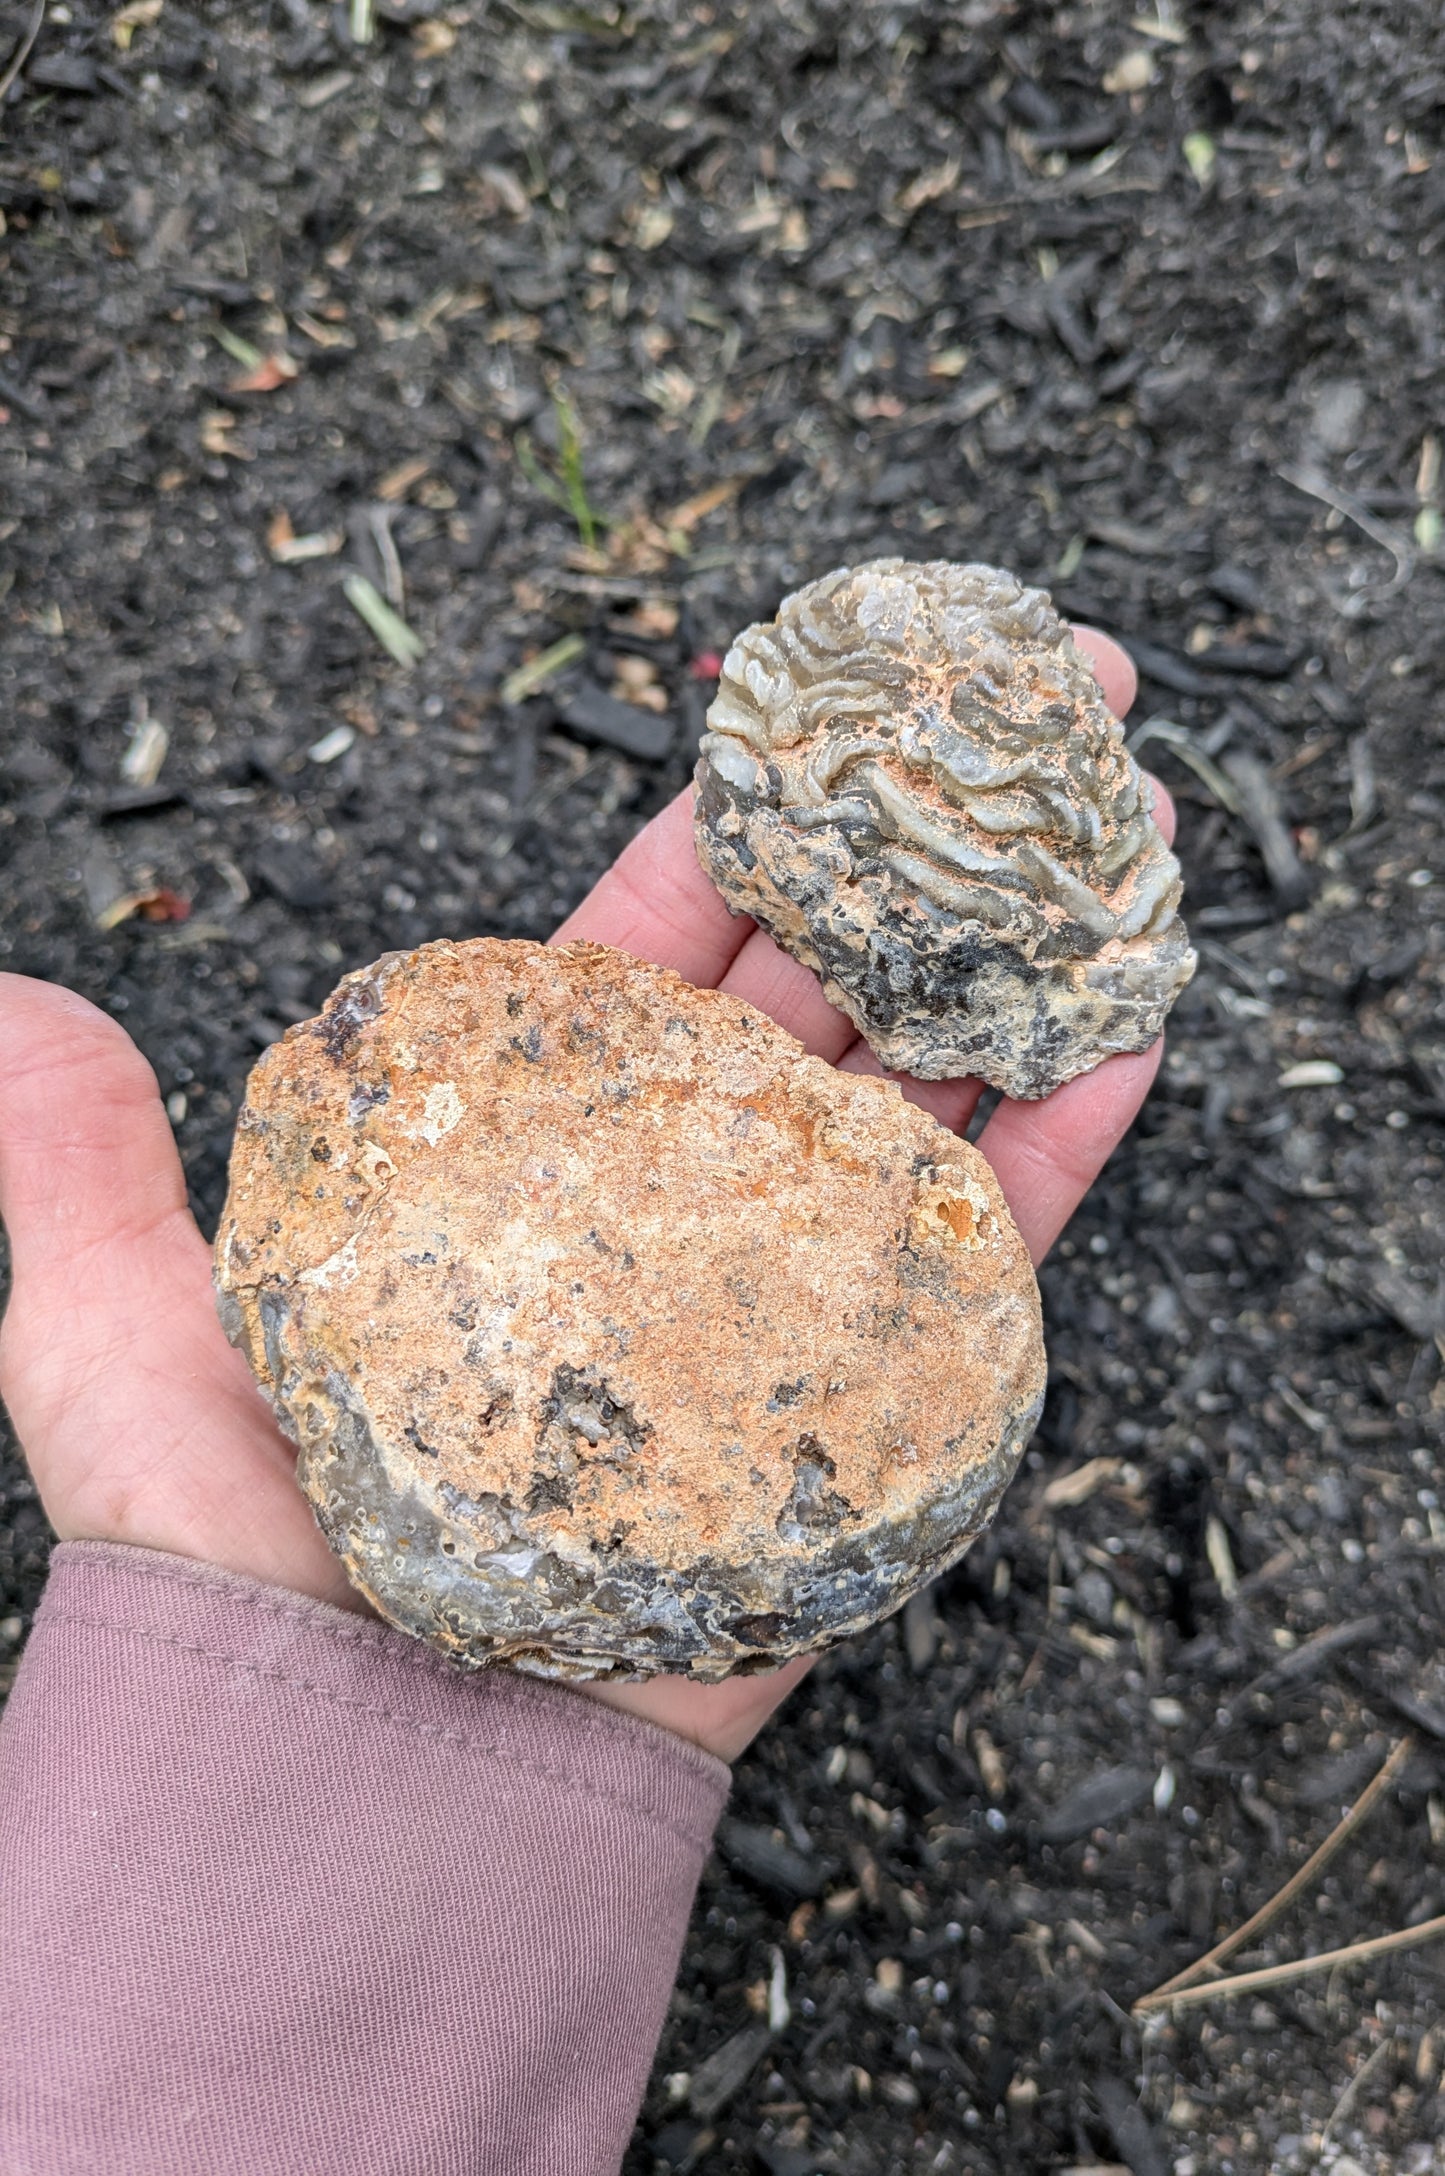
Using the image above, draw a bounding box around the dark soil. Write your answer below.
[3,3,1445,2170]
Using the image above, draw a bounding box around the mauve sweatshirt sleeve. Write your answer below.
[0,1540,730,2176]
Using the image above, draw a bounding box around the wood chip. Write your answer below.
[1042,1456,1122,1508]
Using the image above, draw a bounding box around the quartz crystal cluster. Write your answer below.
[695,559,1195,1097]
[215,939,1045,1681]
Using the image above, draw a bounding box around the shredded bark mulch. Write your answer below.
[2,4,1444,2169]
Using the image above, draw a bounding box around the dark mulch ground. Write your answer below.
[3,3,1445,2169]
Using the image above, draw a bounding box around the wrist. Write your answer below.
[571,1654,814,1763]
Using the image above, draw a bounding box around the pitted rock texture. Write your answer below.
[695,558,1196,1098]
[214,938,1046,1681]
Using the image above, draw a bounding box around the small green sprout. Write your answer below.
[516,386,605,553]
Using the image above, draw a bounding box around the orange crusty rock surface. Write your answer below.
[214,938,1046,1681]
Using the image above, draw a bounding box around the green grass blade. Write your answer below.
[500,632,585,704]
[343,573,425,666]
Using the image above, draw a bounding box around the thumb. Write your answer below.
[0,974,339,1592]
[0,974,194,1304]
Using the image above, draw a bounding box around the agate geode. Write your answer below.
[695,558,1195,1098]
[214,939,1045,1681]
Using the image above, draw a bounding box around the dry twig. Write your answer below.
[1135,1735,1414,2012]
[1135,1913,1445,2014]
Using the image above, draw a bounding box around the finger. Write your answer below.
[551,787,753,987]
[711,632,1148,1053]
[0,976,354,1602]
[974,1039,1164,1267]
[1070,625,1137,719]
[834,1038,986,1137]
[716,780,1171,1076]
[716,790,1176,1071]
[1068,624,1175,846]
[0,976,191,1288]
[554,634,1159,987]
[1072,628,1177,844]
[717,928,858,1058]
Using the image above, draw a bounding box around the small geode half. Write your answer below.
[695,558,1195,1098]
[214,938,1045,1682]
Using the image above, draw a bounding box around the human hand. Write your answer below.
[0,629,1171,1762]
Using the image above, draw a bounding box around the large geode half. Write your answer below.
[695,558,1195,1098]
[214,938,1045,1681]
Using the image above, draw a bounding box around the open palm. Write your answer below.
[0,632,1170,1757]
